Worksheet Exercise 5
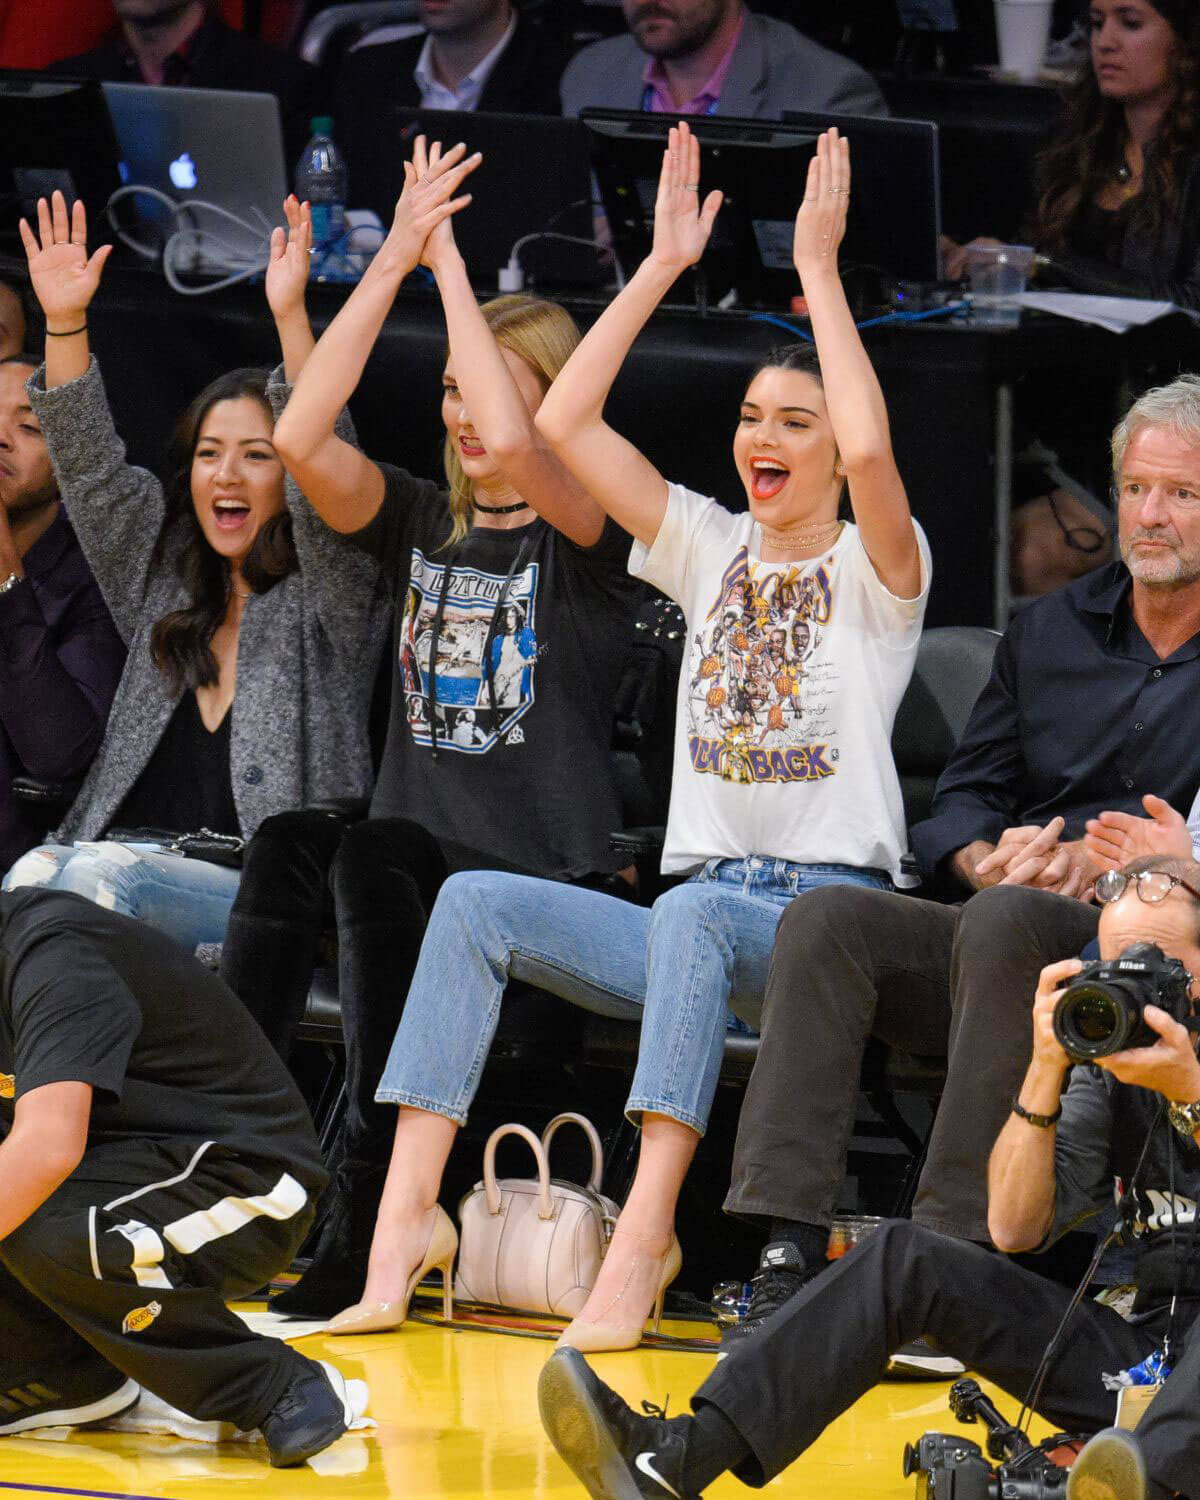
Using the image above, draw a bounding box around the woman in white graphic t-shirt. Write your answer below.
[331,124,931,1353]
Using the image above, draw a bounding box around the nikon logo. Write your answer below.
[121,1301,163,1335]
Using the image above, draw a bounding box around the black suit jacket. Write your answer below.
[51,17,326,166]
[334,13,568,123]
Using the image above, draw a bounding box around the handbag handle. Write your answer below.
[541,1112,605,1195]
[482,1122,554,1220]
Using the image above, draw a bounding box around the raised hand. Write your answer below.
[648,120,723,274]
[1084,795,1193,873]
[374,136,480,281]
[1030,957,1084,1075]
[1096,1003,1200,1104]
[18,192,112,330]
[266,195,312,323]
[413,138,463,273]
[793,127,850,274]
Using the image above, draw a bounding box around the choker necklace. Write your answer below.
[473,498,531,515]
[761,518,843,551]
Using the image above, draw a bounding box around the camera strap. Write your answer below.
[1016,1097,1166,1434]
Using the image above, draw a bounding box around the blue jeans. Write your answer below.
[3,841,242,953]
[377,858,892,1135]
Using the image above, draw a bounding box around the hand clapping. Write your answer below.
[375,136,481,281]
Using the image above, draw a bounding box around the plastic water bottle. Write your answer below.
[295,117,347,255]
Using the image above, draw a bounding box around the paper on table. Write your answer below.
[1018,291,1176,333]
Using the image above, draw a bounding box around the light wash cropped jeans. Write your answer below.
[376,857,892,1136]
[3,841,242,953]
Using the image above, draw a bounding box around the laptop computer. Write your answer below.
[342,106,604,290]
[101,83,288,274]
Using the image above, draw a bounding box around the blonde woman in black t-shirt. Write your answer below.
[223,138,639,1316]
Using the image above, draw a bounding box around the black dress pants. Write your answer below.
[725,884,1100,1241]
[221,810,448,1165]
[0,1139,318,1430]
[695,1222,1198,1497]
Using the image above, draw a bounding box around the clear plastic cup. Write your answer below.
[966,243,1034,327]
[826,1214,886,1259]
[993,0,1054,81]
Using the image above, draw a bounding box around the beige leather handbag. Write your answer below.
[454,1113,620,1317]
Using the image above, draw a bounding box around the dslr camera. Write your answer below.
[1052,941,1193,1064]
[904,1380,1070,1499]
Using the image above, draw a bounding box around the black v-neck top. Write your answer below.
[111,691,240,836]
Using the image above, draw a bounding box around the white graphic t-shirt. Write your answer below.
[630,482,932,884]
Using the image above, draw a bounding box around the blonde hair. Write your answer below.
[440,294,581,547]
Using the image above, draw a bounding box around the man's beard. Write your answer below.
[628,1,726,61]
[1121,532,1200,587]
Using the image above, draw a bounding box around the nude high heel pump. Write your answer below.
[327,1204,457,1335]
[555,1236,682,1354]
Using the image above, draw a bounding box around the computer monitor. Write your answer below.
[584,109,941,309]
[0,73,123,250]
[101,83,288,271]
[341,107,604,290]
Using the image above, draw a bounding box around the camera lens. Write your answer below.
[1053,981,1138,1061]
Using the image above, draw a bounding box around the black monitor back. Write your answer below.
[341,106,603,291]
[0,73,122,252]
[881,75,1063,241]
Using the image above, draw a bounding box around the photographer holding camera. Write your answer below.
[537,854,1200,1500]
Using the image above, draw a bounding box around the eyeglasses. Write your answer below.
[1095,869,1200,906]
[1048,490,1108,554]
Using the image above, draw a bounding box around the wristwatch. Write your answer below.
[0,572,23,595]
[1167,1097,1200,1140]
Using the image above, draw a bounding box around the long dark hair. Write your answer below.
[150,368,298,696]
[1033,10,1200,251]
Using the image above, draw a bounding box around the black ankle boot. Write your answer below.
[272,1161,387,1319]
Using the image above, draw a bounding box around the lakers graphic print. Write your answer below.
[686,547,837,784]
[122,1300,163,1335]
[399,548,539,753]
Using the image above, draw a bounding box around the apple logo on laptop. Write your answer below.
[169,153,198,191]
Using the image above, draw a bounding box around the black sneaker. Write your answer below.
[260,1358,353,1468]
[721,1241,821,1345]
[885,1339,966,1380]
[0,1372,139,1436]
[1067,1428,1160,1500]
[539,1347,699,1499]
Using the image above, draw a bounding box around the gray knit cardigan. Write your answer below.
[28,358,391,844]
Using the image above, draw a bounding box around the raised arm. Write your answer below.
[417,144,607,548]
[266,195,317,384]
[794,130,921,600]
[271,141,480,534]
[18,193,112,390]
[535,122,723,548]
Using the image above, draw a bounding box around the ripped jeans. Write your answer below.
[4,841,242,953]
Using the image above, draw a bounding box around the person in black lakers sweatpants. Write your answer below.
[0,886,354,1466]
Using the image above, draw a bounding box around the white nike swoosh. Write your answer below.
[634,1451,682,1497]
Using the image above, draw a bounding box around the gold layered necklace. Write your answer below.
[760,517,843,556]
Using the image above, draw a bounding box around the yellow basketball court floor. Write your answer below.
[0,1309,1053,1499]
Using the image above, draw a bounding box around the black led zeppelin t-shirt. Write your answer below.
[349,464,640,879]
[0,889,325,1191]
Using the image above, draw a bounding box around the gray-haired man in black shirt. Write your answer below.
[0,886,356,1467]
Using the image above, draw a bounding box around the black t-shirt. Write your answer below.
[0,889,324,1190]
[111,692,240,836]
[349,465,640,879]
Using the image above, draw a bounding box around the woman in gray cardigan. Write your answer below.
[3,193,389,951]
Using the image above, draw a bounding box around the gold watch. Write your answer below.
[1167,1097,1200,1140]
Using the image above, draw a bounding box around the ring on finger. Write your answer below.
[684,183,700,191]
